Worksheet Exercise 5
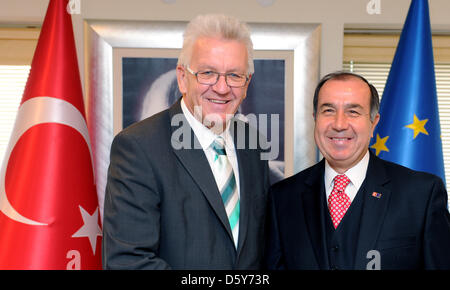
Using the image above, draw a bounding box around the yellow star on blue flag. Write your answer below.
[405,114,429,139]
[369,0,445,183]
[370,134,389,156]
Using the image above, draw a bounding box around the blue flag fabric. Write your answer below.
[370,0,446,183]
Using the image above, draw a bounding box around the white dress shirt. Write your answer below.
[180,98,241,199]
[324,150,370,203]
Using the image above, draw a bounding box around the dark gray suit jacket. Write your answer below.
[266,152,450,270]
[102,100,270,269]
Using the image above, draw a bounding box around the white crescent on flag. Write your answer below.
[0,96,94,226]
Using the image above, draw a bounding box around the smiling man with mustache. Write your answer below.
[265,71,450,270]
[313,74,379,174]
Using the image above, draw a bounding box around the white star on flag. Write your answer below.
[71,206,102,255]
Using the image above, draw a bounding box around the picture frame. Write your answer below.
[85,19,321,216]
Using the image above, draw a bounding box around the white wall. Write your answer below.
[2,0,450,87]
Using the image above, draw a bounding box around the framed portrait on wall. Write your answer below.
[85,20,320,215]
[120,55,286,183]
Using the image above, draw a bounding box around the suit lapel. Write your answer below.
[169,100,233,240]
[235,143,250,256]
[229,119,251,256]
[301,160,329,269]
[354,152,392,269]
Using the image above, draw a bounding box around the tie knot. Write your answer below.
[212,137,226,155]
[333,174,350,192]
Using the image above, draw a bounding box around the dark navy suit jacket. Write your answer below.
[266,152,450,270]
[102,100,270,269]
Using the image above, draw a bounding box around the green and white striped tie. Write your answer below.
[211,137,239,247]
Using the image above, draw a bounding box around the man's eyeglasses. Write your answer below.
[186,66,249,88]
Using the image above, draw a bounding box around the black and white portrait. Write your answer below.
[122,57,285,183]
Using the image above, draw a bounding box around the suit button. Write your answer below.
[330,265,339,270]
[332,245,339,252]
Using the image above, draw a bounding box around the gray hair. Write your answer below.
[313,71,380,121]
[177,14,254,74]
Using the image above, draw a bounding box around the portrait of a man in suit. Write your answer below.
[265,71,450,270]
[102,14,270,269]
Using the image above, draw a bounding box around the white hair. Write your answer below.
[177,14,254,74]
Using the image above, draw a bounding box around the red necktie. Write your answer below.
[328,174,351,229]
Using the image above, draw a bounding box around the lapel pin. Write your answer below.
[372,192,382,199]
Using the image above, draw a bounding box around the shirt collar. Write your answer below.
[324,150,370,190]
[180,98,233,150]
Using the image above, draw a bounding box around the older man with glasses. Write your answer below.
[102,14,270,270]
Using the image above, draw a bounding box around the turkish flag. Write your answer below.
[0,0,102,269]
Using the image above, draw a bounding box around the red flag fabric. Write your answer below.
[0,0,102,269]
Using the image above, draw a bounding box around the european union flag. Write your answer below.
[370,0,446,183]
